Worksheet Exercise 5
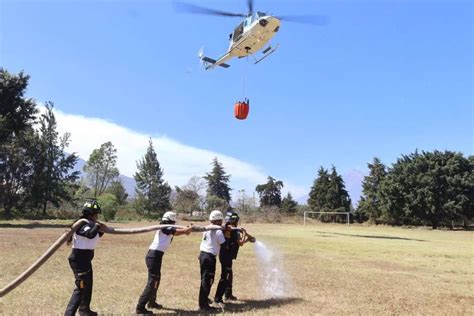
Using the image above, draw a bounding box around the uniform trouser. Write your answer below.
[137,250,164,309]
[65,250,94,316]
[199,251,216,308]
[215,255,233,300]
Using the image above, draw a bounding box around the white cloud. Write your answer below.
[42,107,308,199]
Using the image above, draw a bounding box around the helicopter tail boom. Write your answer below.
[198,47,233,70]
[201,56,230,69]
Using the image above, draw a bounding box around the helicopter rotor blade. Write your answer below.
[247,0,254,15]
[174,1,247,18]
[277,14,330,25]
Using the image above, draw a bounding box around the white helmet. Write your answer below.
[209,210,224,221]
[162,211,177,222]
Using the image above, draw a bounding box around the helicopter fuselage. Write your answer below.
[199,14,281,70]
[229,15,281,57]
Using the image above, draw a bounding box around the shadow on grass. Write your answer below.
[161,297,304,314]
[315,231,427,242]
[0,222,71,229]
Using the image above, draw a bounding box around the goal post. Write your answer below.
[303,211,350,226]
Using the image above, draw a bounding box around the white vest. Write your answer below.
[200,229,225,256]
[149,230,174,252]
[72,226,100,250]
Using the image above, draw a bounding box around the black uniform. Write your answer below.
[215,229,240,301]
[136,226,176,310]
[65,221,103,316]
[199,251,217,308]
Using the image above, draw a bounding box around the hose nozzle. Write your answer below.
[247,233,256,243]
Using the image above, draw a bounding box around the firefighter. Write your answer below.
[136,211,192,315]
[198,210,226,311]
[65,200,107,316]
[214,210,248,304]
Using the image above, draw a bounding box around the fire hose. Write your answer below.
[0,220,255,297]
[0,219,255,297]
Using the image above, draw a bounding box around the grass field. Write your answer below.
[1,221,473,315]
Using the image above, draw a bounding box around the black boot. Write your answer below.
[225,294,238,301]
[199,305,218,312]
[136,306,153,315]
[147,301,163,309]
[78,308,98,316]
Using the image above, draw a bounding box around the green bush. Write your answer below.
[98,193,119,222]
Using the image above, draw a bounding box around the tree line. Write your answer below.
[355,154,473,228]
[1,69,472,228]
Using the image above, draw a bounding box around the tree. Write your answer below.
[73,182,92,205]
[0,131,36,215]
[107,180,128,205]
[84,142,119,197]
[255,176,284,207]
[379,150,473,229]
[0,69,38,216]
[173,186,200,214]
[281,192,298,214]
[134,139,171,215]
[204,158,232,203]
[26,103,80,215]
[0,69,37,143]
[327,166,351,212]
[356,158,387,223]
[308,167,330,211]
[308,166,351,215]
[184,175,207,210]
[205,195,228,212]
[98,193,119,221]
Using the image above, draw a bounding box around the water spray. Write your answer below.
[253,240,293,298]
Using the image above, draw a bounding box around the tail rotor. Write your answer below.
[198,46,205,62]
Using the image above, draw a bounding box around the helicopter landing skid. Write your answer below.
[254,44,279,64]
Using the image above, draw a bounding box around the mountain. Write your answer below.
[296,194,309,205]
[73,156,137,197]
[343,169,365,206]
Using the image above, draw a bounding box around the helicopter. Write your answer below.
[175,0,327,70]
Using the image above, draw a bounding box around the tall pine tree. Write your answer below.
[308,167,330,211]
[281,192,298,214]
[308,166,351,213]
[204,158,232,203]
[134,139,171,215]
[328,166,351,212]
[356,157,387,223]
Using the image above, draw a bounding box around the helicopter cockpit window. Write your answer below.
[244,16,252,28]
[257,12,266,17]
[233,22,244,42]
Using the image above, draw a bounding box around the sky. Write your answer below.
[1,0,472,203]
